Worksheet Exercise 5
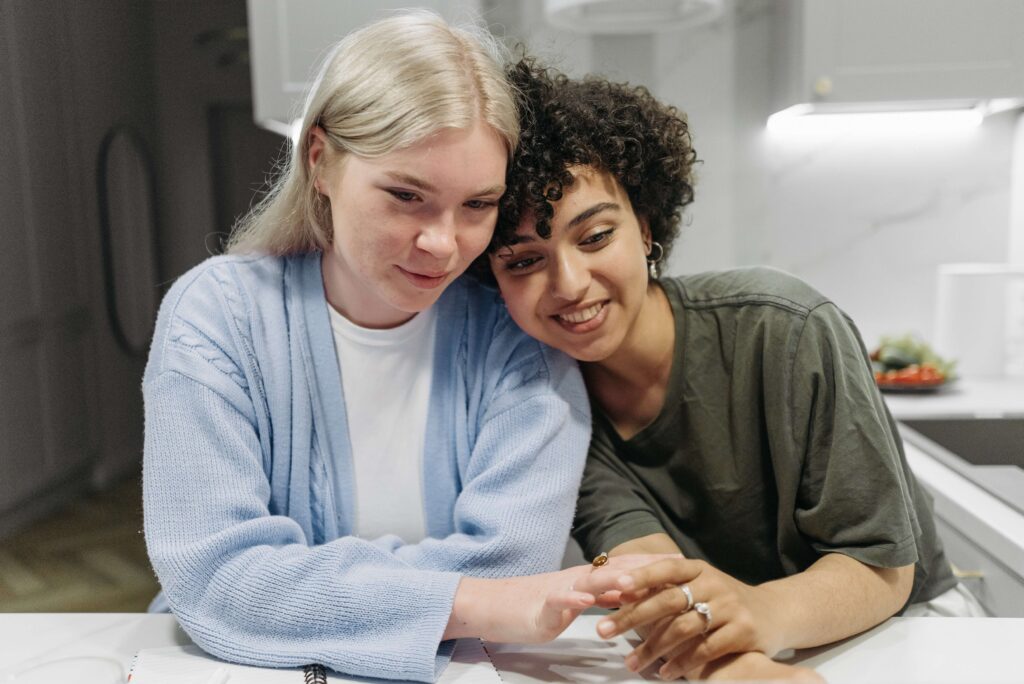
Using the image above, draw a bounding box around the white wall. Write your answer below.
[553,0,1017,352]
[495,1,1019,351]
[728,3,1015,348]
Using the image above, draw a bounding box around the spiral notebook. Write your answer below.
[127,638,502,684]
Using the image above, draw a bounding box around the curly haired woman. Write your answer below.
[485,59,984,681]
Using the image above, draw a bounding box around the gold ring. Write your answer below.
[592,551,609,567]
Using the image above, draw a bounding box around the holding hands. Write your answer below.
[449,554,677,645]
[573,557,801,680]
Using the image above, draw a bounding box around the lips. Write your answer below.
[558,302,604,324]
[398,266,450,290]
[552,301,609,333]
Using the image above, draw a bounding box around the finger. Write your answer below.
[597,580,704,638]
[571,565,639,596]
[659,623,741,680]
[616,586,656,604]
[616,558,704,593]
[594,590,623,609]
[538,605,579,639]
[546,589,597,611]
[605,553,684,572]
[625,611,705,671]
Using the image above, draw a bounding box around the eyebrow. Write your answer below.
[568,202,620,228]
[510,201,621,245]
[383,171,505,197]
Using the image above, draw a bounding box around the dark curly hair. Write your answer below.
[478,57,697,279]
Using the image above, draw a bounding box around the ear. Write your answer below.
[639,216,653,254]
[307,126,328,192]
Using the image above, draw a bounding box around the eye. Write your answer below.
[387,189,420,203]
[465,198,498,211]
[504,255,543,273]
[581,227,615,247]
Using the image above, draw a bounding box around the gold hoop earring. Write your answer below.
[647,241,664,280]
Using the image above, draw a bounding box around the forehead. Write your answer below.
[355,121,507,184]
[513,166,628,237]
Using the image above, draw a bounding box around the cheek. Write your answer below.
[460,229,494,262]
[499,279,545,327]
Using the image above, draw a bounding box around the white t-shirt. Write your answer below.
[327,304,436,543]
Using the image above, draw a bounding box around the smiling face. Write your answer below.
[311,118,507,328]
[491,166,653,362]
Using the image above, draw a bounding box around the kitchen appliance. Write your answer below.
[934,263,1024,378]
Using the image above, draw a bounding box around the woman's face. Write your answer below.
[491,166,652,362]
[311,119,507,328]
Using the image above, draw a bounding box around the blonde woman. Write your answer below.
[143,13,621,682]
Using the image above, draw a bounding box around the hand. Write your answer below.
[692,652,825,683]
[586,558,785,678]
[449,553,683,645]
[501,554,680,643]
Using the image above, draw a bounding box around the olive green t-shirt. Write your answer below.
[573,267,955,605]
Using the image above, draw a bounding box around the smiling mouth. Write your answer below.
[557,302,605,324]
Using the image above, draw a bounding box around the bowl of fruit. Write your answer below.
[870,335,956,393]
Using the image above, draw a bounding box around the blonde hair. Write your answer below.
[227,10,518,255]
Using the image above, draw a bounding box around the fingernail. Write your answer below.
[597,619,615,637]
[624,655,638,671]
[618,575,636,590]
[659,665,673,680]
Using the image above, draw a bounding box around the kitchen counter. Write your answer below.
[1,613,1022,683]
[882,376,1024,420]
[888,378,1024,617]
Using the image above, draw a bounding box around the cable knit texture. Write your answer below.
[143,253,590,682]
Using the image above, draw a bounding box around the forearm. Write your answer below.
[610,532,682,557]
[759,553,913,651]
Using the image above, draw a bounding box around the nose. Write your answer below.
[550,250,589,303]
[416,212,458,262]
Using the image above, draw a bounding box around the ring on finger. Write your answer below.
[694,601,713,634]
[679,584,694,612]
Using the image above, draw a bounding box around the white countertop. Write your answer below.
[882,377,1024,420]
[1,613,1022,683]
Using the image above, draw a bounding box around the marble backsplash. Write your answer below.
[505,0,1020,364]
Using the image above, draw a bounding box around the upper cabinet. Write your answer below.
[247,0,480,136]
[772,0,1024,111]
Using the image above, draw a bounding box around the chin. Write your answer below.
[547,337,615,363]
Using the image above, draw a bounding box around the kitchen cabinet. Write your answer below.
[247,0,481,136]
[0,1,157,538]
[900,424,1024,617]
[772,0,1024,111]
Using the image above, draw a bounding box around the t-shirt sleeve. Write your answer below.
[572,423,668,559]
[788,303,921,569]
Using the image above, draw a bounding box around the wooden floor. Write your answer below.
[0,475,160,612]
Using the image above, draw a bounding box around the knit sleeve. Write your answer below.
[390,338,592,576]
[144,367,461,683]
[142,263,462,683]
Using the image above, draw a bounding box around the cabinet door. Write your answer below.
[247,0,482,133]
[0,1,95,517]
[795,0,1024,104]
[934,517,1024,617]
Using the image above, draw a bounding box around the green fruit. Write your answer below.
[878,346,918,370]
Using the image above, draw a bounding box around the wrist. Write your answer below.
[445,576,493,641]
[751,582,791,655]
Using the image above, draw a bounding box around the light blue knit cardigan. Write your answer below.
[143,253,590,682]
